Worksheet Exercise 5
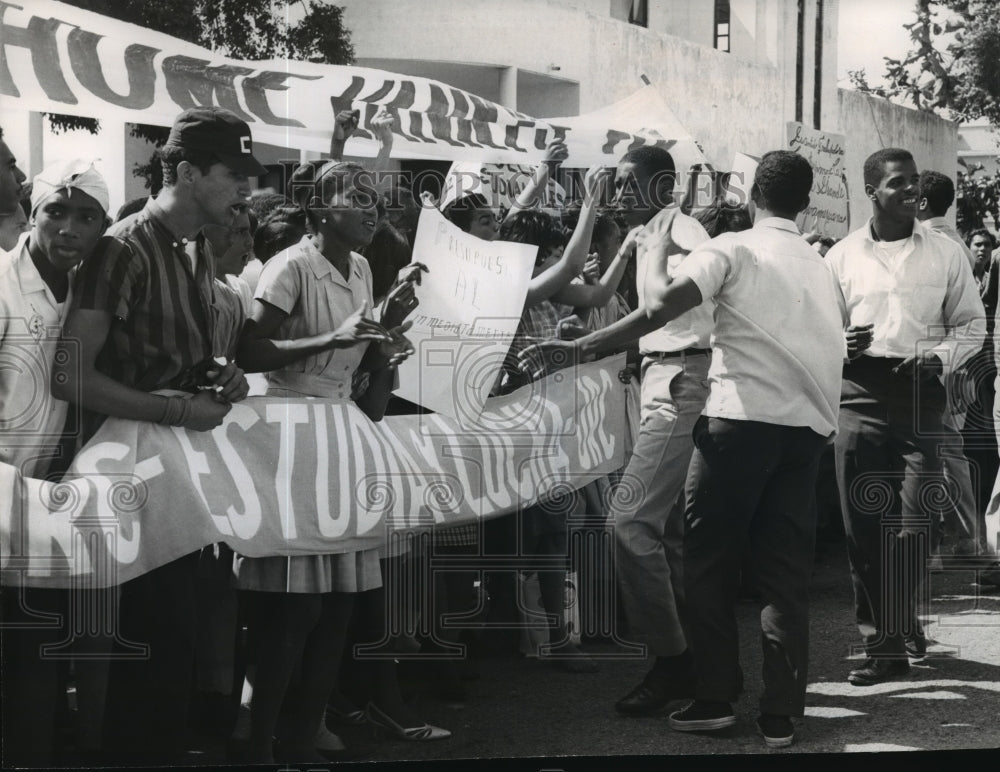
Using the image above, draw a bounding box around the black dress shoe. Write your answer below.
[615,677,695,715]
[847,657,910,686]
[904,633,928,662]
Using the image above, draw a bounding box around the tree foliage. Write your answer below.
[848,0,1000,236]
[50,0,355,190]
[847,0,1000,125]
[956,163,1000,234]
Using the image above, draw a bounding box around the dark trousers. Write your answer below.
[683,416,827,717]
[102,551,199,762]
[0,586,67,767]
[835,357,945,659]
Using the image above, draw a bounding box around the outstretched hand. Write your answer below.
[328,301,392,349]
[380,320,415,368]
[517,338,580,382]
[557,315,590,341]
[380,280,420,329]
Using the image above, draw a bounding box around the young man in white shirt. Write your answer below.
[0,159,110,766]
[916,171,975,268]
[517,145,713,715]
[522,151,845,747]
[827,148,985,687]
[654,151,844,748]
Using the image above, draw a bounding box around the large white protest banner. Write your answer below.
[0,356,626,588]
[394,207,537,421]
[785,121,850,238]
[1,0,687,167]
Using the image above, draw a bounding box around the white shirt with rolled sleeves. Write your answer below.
[635,206,714,354]
[0,233,72,478]
[673,217,846,438]
[826,218,986,376]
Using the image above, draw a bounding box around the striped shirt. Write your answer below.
[71,197,217,394]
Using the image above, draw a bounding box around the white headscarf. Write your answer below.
[30,159,109,216]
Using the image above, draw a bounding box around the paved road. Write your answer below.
[339,542,1000,764]
[50,541,999,768]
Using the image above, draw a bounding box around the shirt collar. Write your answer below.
[12,234,47,296]
[144,196,195,248]
[301,235,362,287]
[754,217,801,234]
[861,216,927,245]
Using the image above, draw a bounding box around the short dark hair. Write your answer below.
[249,191,287,222]
[592,210,621,245]
[694,202,753,238]
[918,171,955,216]
[498,210,563,259]
[115,196,148,223]
[968,228,997,250]
[619,145,675,180]
[158,145,219,187]
[863,148,914,188]
[443,193,492,233]
[751,151,813,215]
[253,205,307,262]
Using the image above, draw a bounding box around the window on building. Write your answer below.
[714,0,731,53]
[629,0,648,27]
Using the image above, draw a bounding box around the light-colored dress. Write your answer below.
[234,235,382,594]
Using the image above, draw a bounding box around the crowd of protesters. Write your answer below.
[1,103,999,765]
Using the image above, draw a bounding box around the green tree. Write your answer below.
[52,0,355,191]
[848,0,1000,235]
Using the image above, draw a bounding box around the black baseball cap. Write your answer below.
[163,107,268,177]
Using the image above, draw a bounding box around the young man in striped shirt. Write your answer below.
[53,107,264,763]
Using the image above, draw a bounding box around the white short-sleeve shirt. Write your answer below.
[674,217,846,437]
[254,236,374,398]
[636,207,715,354]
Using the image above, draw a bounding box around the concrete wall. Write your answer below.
[835,88,959,230]
[337,0,835,172]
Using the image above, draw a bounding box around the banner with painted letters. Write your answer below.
[0,356,626,588]
[1,0,693,167]
[438,162,567,212]
[395,206,538,420]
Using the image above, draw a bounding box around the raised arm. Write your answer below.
[503,140,568,224]
[523,165,611,307]
[329,109,360,161]
[369,107,395,177]
[555,225,640,309]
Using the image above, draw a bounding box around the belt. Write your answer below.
[266,369,354,400]
[844,355,906,370]
[646,347,711,359]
